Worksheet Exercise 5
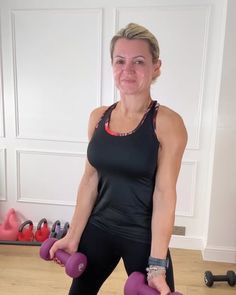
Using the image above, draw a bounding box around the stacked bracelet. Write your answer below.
[146,256,169,280]
[146,265,166,280]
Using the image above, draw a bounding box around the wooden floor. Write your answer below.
[0,245,235,295]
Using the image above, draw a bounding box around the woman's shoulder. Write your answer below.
[158,104,181,119]
[156,104,188,145]
[90,105,110,121]
[88,105,110,139]
[157,105,185,128]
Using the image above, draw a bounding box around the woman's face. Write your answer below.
[112,38,160,96]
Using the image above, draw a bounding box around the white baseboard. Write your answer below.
[202,245,236,263]
[170,235,203,250]
[170,236,236,264]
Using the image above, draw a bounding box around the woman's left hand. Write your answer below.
[148,274,171,295]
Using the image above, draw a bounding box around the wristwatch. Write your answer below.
[148,256,169,268]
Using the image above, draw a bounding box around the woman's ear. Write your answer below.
[153,59,162,79]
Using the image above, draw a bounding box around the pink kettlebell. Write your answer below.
[0,208,19,241]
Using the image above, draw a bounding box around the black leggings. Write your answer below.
[69,222,175,295]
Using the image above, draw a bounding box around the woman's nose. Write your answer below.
[123,61,134,72]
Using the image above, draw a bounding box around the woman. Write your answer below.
[50,23,187,295]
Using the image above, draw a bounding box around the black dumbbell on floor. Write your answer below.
[204,270,236,287]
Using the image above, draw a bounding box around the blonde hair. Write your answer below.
[110,23,160,63]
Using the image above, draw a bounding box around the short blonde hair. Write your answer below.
[110,23,160,63]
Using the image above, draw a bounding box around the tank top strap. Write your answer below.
[95,102,118,129]
[136,100,157,128]
[149,100,159,114]
[150,100,160,132]
[95,100,159,133]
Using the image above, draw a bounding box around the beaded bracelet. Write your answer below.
[146,265,166,280]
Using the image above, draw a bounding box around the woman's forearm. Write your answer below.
[67,170,98,244]
[150,190,176,259]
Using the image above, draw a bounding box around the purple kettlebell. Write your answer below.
[124,272,183,295]
[40,237,87,278]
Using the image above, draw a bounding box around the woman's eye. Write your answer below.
[115,59,125,65]
[134,60,144,64]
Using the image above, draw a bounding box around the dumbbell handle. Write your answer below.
[54,249,70,263]
[212,275,229,281]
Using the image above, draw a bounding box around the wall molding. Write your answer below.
[0,148,7,201]
[17,196,76,207]
[11,8,103,143]
[175,160,198,217]
[170,234,203,251]
[0,15,5,138]
[202,245,236,264]
[16,149,86,205]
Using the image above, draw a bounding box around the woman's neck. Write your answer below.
[118,94,153,116]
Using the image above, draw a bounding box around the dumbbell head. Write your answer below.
[204,271,214,287]
[124,272,182,295]
[56,249,87,278]
[40,237,87,278]
[227,270,236,287]
[40,237,57,260]
[124,272,157,295]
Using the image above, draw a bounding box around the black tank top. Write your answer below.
[87,101,160,243]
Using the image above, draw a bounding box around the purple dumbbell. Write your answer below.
[124,272,183,295]
[40,237,87,278]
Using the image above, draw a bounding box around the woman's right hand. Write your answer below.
[148,274,170,295]
[49,234,79,263]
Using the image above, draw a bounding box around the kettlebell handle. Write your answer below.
[18,220,33,232]
[37,218,48,230]
[51,220,61,233]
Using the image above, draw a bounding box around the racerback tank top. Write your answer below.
[87,100,160,243]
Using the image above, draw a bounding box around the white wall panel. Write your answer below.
[116,5,210,149]
[0,38,4,138]
[176,161,197,216]
[0,149,7,200]
[12,9,103,142]
[16,150,85,205]
[0,89,4,138]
